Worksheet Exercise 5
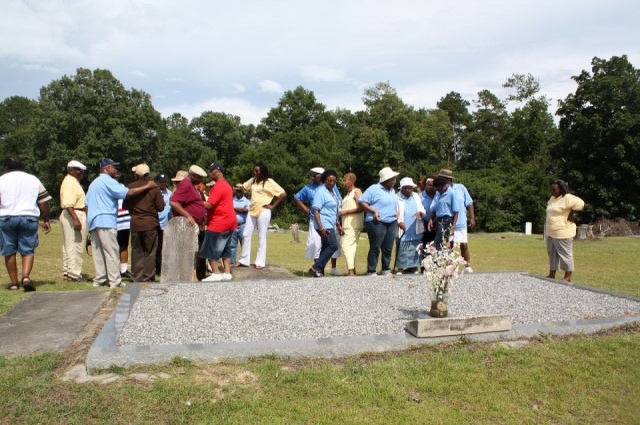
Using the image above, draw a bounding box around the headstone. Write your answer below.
[525,222,532,235]
[290,223,300,243]
[161,217,199,283]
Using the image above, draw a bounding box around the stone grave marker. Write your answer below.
[161,217,199,283]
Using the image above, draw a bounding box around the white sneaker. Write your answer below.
[221,273,233,281]
[464,267,474,273]
[93,281,107,287]
[395,272,403,276]
[380,270,392,276]
[203,273,223,282]
[330,268,343,276]
[367,272,377,277]
[109,282,126,289]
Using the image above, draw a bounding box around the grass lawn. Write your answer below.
[1,226,639,423]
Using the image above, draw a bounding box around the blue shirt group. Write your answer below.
[311,185,340,230]
[358,183,398,223]
[450,183,473,230]
[86,173,130,231]
[295,182,341,222]
[430,186,462,219]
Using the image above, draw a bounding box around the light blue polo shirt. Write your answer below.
[311,185,339,230]
[420,191,435,225]
[233,195,250,225]
[358,183,398,223]
[86,173,130,231]
[430,186,462,219]
[451,183,473,230]
[295,182,341,221]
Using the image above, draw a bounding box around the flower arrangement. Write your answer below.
[419,241,467,316]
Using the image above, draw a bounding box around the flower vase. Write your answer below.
[429,291,449,318]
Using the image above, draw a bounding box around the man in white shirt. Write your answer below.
[0,156,51,291]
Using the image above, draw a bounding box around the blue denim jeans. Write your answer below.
[229,224,244,264]
[311,228,339,275]
[434,215,453,251]
[364,220,398,274]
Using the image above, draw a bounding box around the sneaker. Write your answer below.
[367,272,377,277]
[221,273,233,281]
[330,268,343,276]
[110,282,126,289]
[395,272,403,276]
[92,281,106,287]
[67,276,89,282]
[464,267,474,274]
[120,270,132,279]
[203,273,223,282]
[380,270,392,276]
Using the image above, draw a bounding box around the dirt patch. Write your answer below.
[591,218,640,237]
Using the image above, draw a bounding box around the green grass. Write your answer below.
[1,227,639,423]
[0,326,639,424]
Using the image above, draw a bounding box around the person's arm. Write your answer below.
[126,180,156,198]
[265,192,286,210]
[64,207,82,231]
[359,202,380,222]
[468,204,476,230]
[294,199,310,216]
[170,201,196,227]
[39,201,51,234]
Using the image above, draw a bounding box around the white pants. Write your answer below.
[60,209,87,279]
[305,219,342,260]
[239,209,271,267]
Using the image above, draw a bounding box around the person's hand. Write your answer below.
[263,204,273,210]
[73,218,82,231]
[372,211,380,222]
[319,228,328,239]
[427,219,434,232]
[42,221,51,234]
[186,215,196,227]
[399,222,406,231]
[469,218,476,230]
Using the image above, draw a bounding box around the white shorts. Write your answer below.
[452,228,468,243]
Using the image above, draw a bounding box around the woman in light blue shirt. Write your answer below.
[358,167,399,276]
[308,170,342,277]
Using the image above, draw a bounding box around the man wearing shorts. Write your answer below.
[0,156,51,292]
[200,163,237,282]
[438,169,476,272]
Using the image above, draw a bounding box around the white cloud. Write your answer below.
[300,65,349,83]
[232,83,245,93]
[131,70,149,78]
[259,80,283,93]
[14,64,60,74]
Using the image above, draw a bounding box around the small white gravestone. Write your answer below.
[161,217,199,283]
[525,222,532,235]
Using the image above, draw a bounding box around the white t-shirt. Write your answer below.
[0,171,52,217]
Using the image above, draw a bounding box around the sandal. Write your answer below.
[255,265,265,270]
[308,268,323,278]
[5,282,20,290]
[22,277,36,292]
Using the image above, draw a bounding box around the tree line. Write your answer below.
[0,55,638,232]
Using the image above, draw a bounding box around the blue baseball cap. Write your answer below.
[99,158,120,169]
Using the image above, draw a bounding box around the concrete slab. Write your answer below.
[405,314,513,338]
[0,290,109,357]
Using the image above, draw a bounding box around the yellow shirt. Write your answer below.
[243,178,286,218]
[545,193,585,239]
[60,174,86,209]
[341,188,364,230]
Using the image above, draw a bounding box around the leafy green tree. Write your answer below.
[461,90,509,169]
[557,55,640,221]
[437,91,471,164]
[154,113,207,176]
[34,68,163,193]
[0,96,39,164]
[189,111,252,167]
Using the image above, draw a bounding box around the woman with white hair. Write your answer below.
[395,177,425,275]
[358,167,399,276]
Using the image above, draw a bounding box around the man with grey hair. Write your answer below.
[60,160,88,282]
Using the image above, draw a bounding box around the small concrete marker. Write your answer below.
[405,314,512,338]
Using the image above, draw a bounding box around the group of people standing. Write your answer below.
[0,154,587,291]
[299,166,477,278]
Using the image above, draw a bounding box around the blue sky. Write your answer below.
[1,0,638,124]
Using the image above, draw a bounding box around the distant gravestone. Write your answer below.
[161,217,199,283]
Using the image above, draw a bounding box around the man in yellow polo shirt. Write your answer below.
[60,160,88,282]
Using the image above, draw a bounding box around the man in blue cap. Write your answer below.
[85,158,156,289]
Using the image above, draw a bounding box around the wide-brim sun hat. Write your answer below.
[171,170,189,182]
[379,167,400,183]
[399,177,417,188]
[438,169,454,180]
